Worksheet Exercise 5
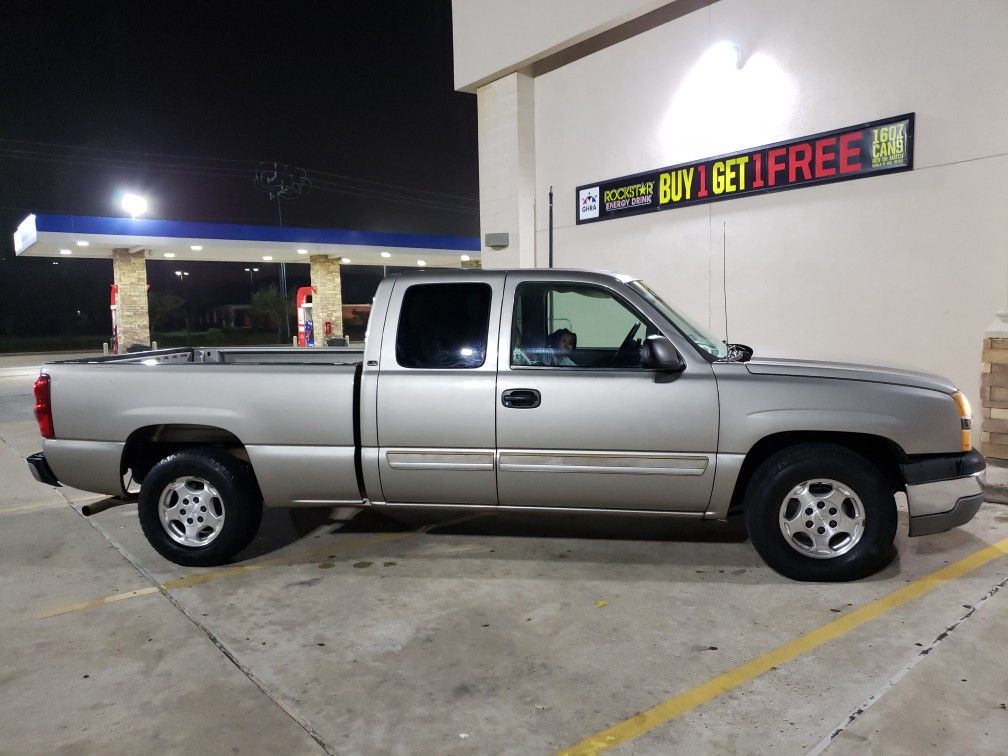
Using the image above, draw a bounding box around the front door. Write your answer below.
[496,277,719,512]
[376,275,502,505]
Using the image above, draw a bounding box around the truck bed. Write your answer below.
[41,346,365,507]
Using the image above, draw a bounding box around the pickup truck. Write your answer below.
[27,269,985,581]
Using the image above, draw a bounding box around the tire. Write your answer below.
[744,443,897,581]
[138,449,263,567]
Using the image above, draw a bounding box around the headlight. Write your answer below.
[952,391,972,452]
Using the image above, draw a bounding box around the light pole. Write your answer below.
[175,270,191,345]
[244,267,259,291]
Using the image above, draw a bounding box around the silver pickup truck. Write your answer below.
[27,269,985,581]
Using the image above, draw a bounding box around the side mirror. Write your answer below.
[641,335,686,372]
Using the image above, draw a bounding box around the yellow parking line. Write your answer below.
[559,537,1008,756]
[37,586,162,618]
[36,530,417,619]
[0,501,65,516]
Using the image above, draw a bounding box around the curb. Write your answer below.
[984,484,1008,506]
[984,462,1008,505]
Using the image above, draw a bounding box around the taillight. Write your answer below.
[33,374,54,439]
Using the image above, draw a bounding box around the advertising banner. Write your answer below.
[576,113,914,225]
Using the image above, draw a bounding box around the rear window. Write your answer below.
[395,283,492,368]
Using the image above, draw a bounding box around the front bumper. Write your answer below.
[902,449,985,537]
[26,452,61,487]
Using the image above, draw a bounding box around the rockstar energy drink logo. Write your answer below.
[603,181,654,212]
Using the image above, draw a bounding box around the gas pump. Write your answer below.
[110,284,119,355]
[296,286,317,347]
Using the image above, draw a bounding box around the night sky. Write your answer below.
[0,1,477,337]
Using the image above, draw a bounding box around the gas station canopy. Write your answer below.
[13,213,480,266]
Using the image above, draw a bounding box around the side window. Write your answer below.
[511,283,656,369]
[396,283,492,369]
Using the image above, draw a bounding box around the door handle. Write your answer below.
[501,388,541,409]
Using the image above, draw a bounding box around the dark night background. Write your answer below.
[0,1,477,342]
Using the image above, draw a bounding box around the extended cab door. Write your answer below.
[495,274,719,512]
[374,272,503,505]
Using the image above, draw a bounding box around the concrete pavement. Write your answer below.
[1,361,1007,754]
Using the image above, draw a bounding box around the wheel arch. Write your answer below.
[120,423,251,489]
[727,431,907,517]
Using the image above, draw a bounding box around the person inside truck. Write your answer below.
[545,328,577,366]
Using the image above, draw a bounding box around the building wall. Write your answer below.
[477,73,537,268]
[452,0,670,91]
[467,0,1008,440]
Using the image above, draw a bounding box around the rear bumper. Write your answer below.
[26,452,61,487]
[902,449,985,537]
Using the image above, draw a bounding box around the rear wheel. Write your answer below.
[744,443,897,581]
[138,449,262,567]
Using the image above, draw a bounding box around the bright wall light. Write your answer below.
[416,260,427,267]
[59,248,72,255]
[460,254,471,262]
[190,245,203,251]
[262,255,273,261]
[164,252,175,258]
[657,41,798,162]
[380,251,391,258]
[340,257,351,263]
[75,240,90,247]
[121,193,148,218]
[297,248,308,255]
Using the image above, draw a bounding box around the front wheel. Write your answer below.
[744,443,897,581]
[138,449,263,567]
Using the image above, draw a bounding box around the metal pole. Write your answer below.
[276,197,291,342]
[548,186,554,269]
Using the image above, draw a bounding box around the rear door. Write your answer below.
[375,273,502,505]
[495,275,719,512]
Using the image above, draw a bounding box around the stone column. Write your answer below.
[477,72,536,269]
[309,255,344,345]
[982,311,1008,462]
[112,248,151,350]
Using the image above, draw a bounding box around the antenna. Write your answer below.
[723,221,729,345]
[548,186,554,269]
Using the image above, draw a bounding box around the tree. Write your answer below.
[251,283,293,342]
[148,291,186,331]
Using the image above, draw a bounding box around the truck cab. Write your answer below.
[364,269,719,515]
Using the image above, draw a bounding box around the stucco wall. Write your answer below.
[524,0,1008,436]
[452,0,670,91]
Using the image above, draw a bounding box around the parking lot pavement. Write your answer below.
[822,588,1008,755]
[3,370,1008,754]
[1,371,322,754]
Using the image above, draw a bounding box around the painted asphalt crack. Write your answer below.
[61,495,334,756]
[807,571,1008,755]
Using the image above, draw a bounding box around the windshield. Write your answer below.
[631,281,729,360]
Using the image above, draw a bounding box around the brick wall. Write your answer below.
[112,249,150,350]
[309,255,343,345]
[982,333,1008,461]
